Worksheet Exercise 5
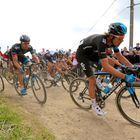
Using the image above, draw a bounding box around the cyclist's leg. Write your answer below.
[9,61,14,73]
[17,56,28,95]
[23,56,32,76]
[77,57,106,115]
[47,61,54,74]
[46,61,55,80]
[12,62,24,89]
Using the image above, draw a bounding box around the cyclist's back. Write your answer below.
[8,43,34,59]
[77,34,109,63]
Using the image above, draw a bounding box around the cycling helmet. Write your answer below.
[20,35,30,42]
[108,22,127,35]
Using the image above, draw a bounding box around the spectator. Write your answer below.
[133,43,140,51]
[40,48,46,56]
[66,49,72,57]
[121,47,129,56]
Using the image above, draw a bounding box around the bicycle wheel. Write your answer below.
[116,86,140,126]
[68,70,79,78]
[31,74,47,104]
[2,68,14,84]
[14,75,22,96]
[0,75,4,92]
[61,74,75,92]
[69,78,91,110]
[39,71,53,88]
[43,78,53,88]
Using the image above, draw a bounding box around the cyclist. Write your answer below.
[42,50,56,80]
[76,22,136,116]
[7,35,39,95]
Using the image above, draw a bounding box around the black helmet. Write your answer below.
[20,35,30,42]
[108,22,127,35]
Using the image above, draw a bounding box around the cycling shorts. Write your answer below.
[76,47,100,77]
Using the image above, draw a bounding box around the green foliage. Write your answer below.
[0,98,55,140]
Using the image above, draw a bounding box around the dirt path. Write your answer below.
[2,80,140,140]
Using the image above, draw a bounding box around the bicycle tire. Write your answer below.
[0,75,4,92]
[116,86,140,126]
[69,78,91,110]
[39,71,53,88]
[61,74,75,92]
[2,68,14,85]
[31,74,47,104]
[68,70,79,78]
[37,70,53,88]
[44,78,53,88]
[14,74,22,96]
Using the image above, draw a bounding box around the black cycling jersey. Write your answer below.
[77,34,119,62]
[7,43,35,65]
[76,34,119,77]
[8,43,34,57]
[43,53,53,63]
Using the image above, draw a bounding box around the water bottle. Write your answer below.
[96,77,103,89]
[101,83,113,94]
[104,75,110,83]
[101,76,113,94]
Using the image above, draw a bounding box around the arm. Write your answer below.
[101,57,125,79]
[32,54,40,63]
[12,54,22,70]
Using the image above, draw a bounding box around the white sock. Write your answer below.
[91,99,97,107]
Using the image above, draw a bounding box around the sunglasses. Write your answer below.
[23,42,30,45]
[112,34,124,42]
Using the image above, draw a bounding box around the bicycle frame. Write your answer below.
[70,66,140,126]
[14,62,47,104]
[75,70,140,109]
[94,71,122,100]
[95,71,140,104]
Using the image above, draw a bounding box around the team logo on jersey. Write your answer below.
[102,38,107,44]
[83,46,92,50]
[80,62,86,71]
[101,52,106,55]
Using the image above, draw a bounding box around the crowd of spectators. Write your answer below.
[121,43,140,64]
[0,43,139,68]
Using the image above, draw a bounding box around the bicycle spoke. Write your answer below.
[61,74,74,92]
[69,78,91,109]
[31,75,47,104]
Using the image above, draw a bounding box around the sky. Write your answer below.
[0,0,140,53]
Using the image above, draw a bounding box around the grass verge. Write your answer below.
[0,97,55,140]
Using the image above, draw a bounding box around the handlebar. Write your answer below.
[120,65,140,76]
[22,62,42,72]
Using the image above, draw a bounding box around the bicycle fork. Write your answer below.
[127,86,140,108]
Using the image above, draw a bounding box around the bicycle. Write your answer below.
[0,58,14,85]
[69,66,140,126]
[43,70,75,92]
[13,62,47,104]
